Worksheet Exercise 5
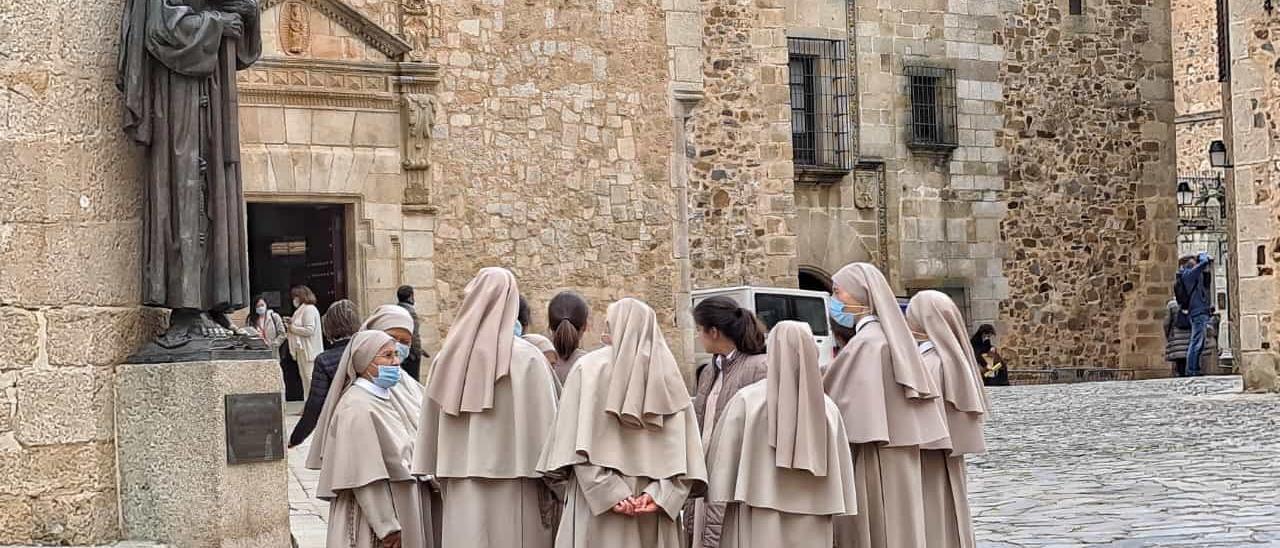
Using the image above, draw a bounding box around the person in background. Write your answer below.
[287,285,324,400]
[547,291,592,384]
[704,320,858,548]
[396,285,424,381]
[688,296,769,548]
[970,325,1007,387]
[823,262,947,548]
[1179,252,1215,377]
[906,291,988,548]
[245,295,287,356]
[290,299,361,448]
[308,330,437,548]
[1164,299,1220,377]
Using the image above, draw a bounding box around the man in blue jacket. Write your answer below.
[1179,252,1214,377]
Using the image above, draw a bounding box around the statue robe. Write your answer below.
[117,0,261,310]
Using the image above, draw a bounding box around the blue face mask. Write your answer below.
[395,342,411,362]
[828,297,856,328]
[514,322,524,337]
[373,365,401,389]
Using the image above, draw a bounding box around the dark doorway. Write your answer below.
[798,268,832,293]
[247,203,349,317]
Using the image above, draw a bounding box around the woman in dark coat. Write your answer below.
[970,325,1008,387]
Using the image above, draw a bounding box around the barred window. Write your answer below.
[1069,0,1084,15]
[788,38,852,178]
[905,65,958,150]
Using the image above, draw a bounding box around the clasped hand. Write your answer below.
[611,493,659,517]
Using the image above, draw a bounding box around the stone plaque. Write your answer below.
[225,393,284,464]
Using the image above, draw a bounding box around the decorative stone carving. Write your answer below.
[854,169,877,210]
[402,93,435,171]
[403,0,443,57]
[279,0,311,55]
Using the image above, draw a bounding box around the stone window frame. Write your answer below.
[787,37,854,184]
[903,64,959,153]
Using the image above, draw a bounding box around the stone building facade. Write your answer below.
[998,0,1178,374]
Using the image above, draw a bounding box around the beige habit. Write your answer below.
[523,333,564,394]
[537,298,708,548]
[906,291,989,548]
[823,263,948,548]
[689,348,768,548]
[412,267,560,548]
[311,330,440,548]
[706,321,858,548]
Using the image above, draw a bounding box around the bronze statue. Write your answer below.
[118,0,269,361]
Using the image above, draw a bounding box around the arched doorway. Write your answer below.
[798,267,832,293]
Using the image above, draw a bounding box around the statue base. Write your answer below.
[116,359,290,547]
[127,308,274,364]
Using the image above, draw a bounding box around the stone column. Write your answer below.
[0,0,160,542]
[1221,0,1280,392]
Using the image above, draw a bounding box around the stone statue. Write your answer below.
[118,0,270,362]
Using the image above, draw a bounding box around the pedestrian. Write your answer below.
[245,295,287,356]
[287,286,324,400]
[308,330,438,548]
[547,291,592,385]
[1177,252,1215,376]
[906,291,988,548]
[412,267,560,548]
[704,320,858,548]
[823,263,947,548]
[688,296,769,548]
[969,325,1007,387]
[1164,299,1220,377]
[396,285,425,382]
[289,299,360,448]
[537,298,707,548]
[361,304,430,427]
[518,296,562,378]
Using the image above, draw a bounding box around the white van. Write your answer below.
[691,286,836,372]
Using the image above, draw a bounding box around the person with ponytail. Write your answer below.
[547,292,591,384]
[823,263,948,548]
[687,296,769,548]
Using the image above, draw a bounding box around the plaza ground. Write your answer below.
[286,376,1280,547]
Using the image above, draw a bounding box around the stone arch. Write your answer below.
[798,265,833,293]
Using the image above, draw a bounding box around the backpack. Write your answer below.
[1174,273,1191,310]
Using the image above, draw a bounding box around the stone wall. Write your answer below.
[421,0,682,350]
[0,0,161,542]
[1000,0,1178,374]
[1220,1,1280,391]
[1172,0,1223,176]
[686,0,797,290]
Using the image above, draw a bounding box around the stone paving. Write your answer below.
[286,377,1280,547]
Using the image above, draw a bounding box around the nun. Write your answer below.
[411,267,560,548]
[905,291,988,548]
[823,263,948,548]
[310,330,438,548]
[360,304,428,423]
[705,321,858,548]
[537,298,707,548]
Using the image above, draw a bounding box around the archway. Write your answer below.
[798,266,832,293]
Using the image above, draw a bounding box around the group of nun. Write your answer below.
[306,261,990,548]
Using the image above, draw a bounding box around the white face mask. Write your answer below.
[255,306,267,316]
[292,299,301,308]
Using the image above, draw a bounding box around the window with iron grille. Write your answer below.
[905,65,958,150]
[1216,0,1230,82]
[788,38,852,178]
[1069,0,1084,15]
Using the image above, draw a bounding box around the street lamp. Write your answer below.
[1176,180,1194,206]
[1208,140,1233,168]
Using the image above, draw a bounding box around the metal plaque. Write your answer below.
[225,392,285,465]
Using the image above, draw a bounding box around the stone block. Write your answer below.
[15,367,99,446]
[0,442,115,497]
[312,111,355,146]
[45,306,152,367]
[0,137,142,224]
[0,496,33,544]
[402,230,434,260]
[0,220,142,307]
[0,307,39,370]
[353,112,401,147]
[30,490,120,545]
[116,359,289,548]
[283,109,312,145]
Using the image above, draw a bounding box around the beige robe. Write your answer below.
[917,347,980,548]
[691,352,768,548]
[319,386,438,548]
[706,383,858,548]
[537,347,709,548]
[825,320,948,548]
[413,338,560,548]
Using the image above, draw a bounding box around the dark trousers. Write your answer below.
[1186,314,1211,377]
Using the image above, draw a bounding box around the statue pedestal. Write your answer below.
[116,360,290,548]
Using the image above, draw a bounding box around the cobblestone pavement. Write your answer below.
[286,377,1280,547]
[970,376,1280,547]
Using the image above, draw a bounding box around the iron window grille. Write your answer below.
[905,65,958,151]
[1069,0,1084,15]
[788,38,852,178]
[1216,0,1230,82]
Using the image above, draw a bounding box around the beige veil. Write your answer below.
[766,321,829,476]
[305,330,395,470]
[905,291,989,414]
[426,267,520,415]
[831,263,938,400]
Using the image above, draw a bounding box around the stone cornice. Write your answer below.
[262,0,412,59]
[238,59,440,110]
[1175,109,1223,125]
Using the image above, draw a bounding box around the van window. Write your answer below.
[754,294,830,336]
